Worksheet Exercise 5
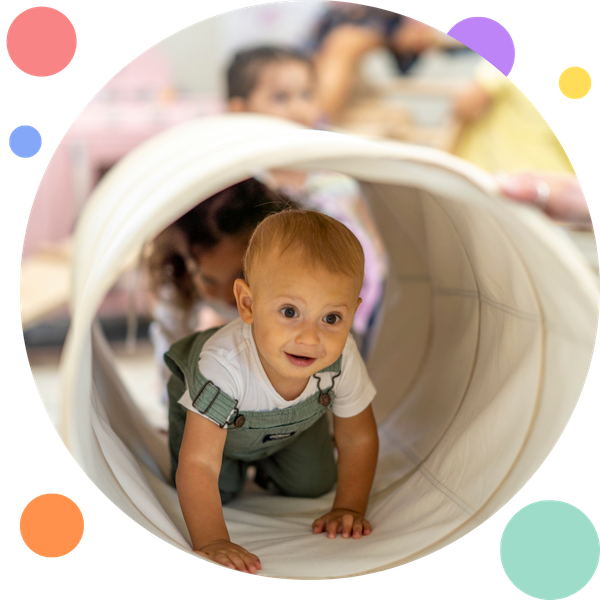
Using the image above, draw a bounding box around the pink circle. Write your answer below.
[7,7,77,77]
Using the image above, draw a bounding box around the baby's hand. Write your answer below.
[195,540,262,574]
[312,509,372,539]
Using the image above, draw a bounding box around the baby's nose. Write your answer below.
[296,323,320,345]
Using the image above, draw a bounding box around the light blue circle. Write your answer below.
[501,501,599,599]
[9,125,42,158]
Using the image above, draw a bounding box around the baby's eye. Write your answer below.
[281,307,299,319]
[323,313,341,325]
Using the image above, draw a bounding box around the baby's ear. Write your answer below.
[234,278,254,324]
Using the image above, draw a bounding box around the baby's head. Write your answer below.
[242,210,364,292]
[234,210,364,385]
[226,46,319,127]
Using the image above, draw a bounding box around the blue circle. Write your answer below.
[501,501,599,599]
[9,125,42,158]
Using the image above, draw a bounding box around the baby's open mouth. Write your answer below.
[285,352,317,366]
[291,354,311,360]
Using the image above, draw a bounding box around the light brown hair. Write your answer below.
[243,210,364,292]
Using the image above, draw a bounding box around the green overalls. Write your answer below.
[165,327,342,504]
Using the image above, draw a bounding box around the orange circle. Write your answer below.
[20,494,84,557]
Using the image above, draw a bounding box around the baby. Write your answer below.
[165,210,379,573]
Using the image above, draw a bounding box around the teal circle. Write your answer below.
[501,501,599,599]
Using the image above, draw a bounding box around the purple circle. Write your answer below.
[447,17,515,76]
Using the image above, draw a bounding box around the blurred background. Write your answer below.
[22,2,595,435]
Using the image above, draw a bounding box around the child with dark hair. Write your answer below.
[143,179,297,393]
[227,45,319,127]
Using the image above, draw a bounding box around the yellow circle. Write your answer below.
[559,67,591,99]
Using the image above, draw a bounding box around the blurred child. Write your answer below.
[143,179,296,400]
[227,45,387,345]
[166,211,379,572]
[227,46,319,127]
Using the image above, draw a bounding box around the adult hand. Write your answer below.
[496,171,591,225]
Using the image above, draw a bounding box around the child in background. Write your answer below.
[143,179,296,405]
[227,46,320,128]
[226,45,387,348]
[166,211,379,573]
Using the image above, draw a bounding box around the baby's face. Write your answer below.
[238,249,360,391]
[233,60,319,127]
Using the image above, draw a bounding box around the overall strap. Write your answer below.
[165,332,344,426]
[312,354,343,407]
[189,371,240,428]
[188,352,344,424]
[164,326,241,428]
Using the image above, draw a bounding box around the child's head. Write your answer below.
[226,46,319,127]
[234,210,364,384]
[243,210,364,290]
[144,179,295,311]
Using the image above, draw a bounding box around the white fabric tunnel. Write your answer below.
[59,115,598,578]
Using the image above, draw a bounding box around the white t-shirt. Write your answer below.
[178,318,376,426]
